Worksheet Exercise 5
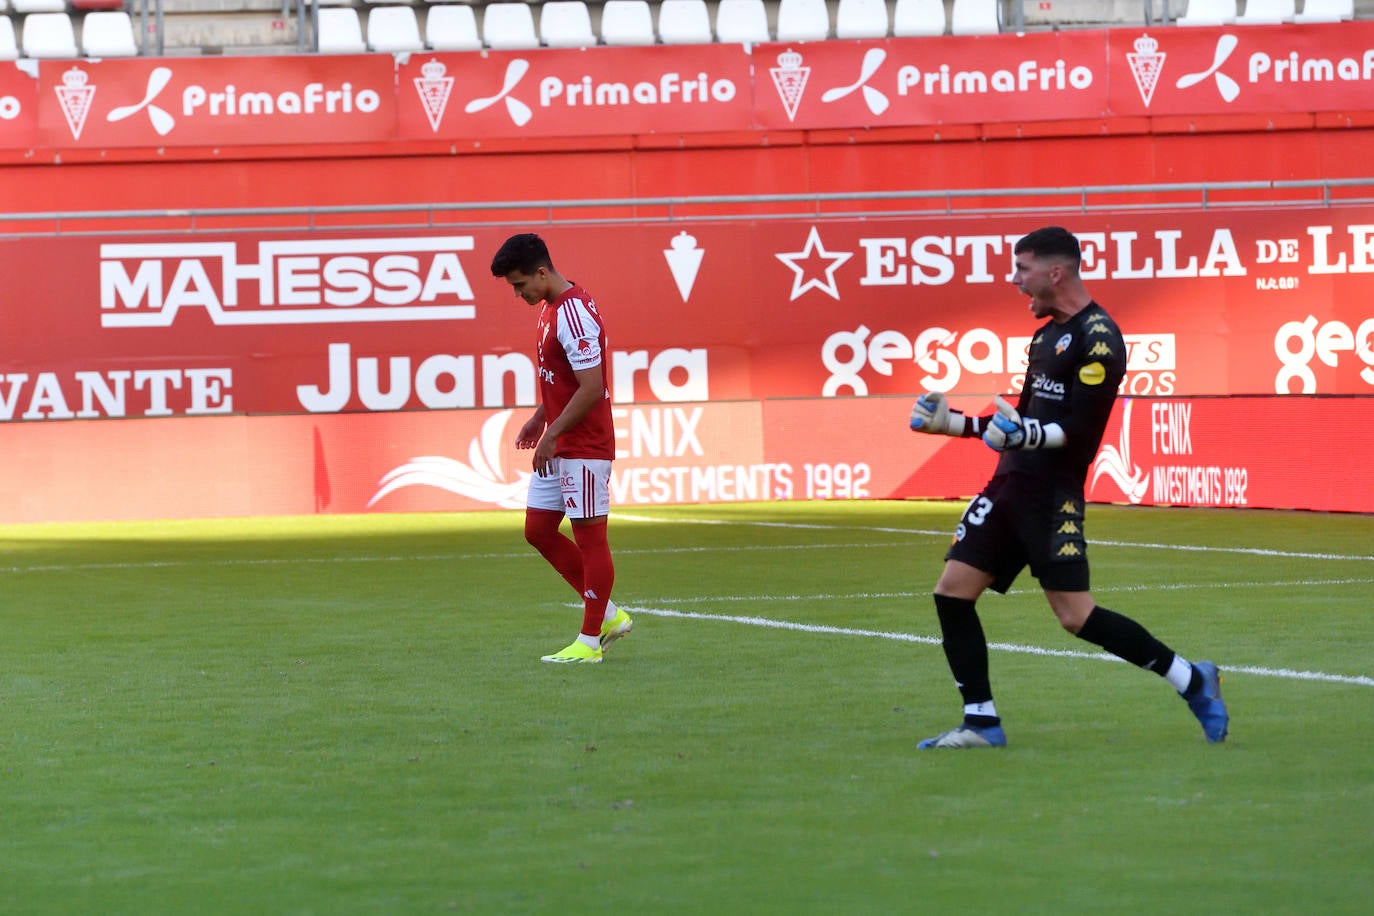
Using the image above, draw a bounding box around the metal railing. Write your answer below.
[4,178,1373,237]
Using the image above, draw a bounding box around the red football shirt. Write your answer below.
[536,284,614,459]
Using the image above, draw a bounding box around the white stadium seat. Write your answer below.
[12,0,67,12]
[426,3,482,51]
[22,12,79,58]
[0,17,17,60]
[892,0,946,36]
[81,10,138,57]
[657,0,712,45]
[317,8,366,53]
[776,0,830,41]
[715,0,770,44]
[483,2,539,50]
[1294,0,1353,23]
[835,0,890,39]
[368,5,424,52]
[539,0,595,48]
[950,0,999,34]
[600,0,655,46]
[1237,0,1295,23]
[1176,0,1237,26]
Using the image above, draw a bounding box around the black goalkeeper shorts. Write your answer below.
[944,474,1091,593]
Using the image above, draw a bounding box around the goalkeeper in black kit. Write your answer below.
[907,226,1228,749]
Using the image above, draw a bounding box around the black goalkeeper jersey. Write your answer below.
[995,301,1127,490]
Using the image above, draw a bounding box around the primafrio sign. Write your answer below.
[99,237,477,327]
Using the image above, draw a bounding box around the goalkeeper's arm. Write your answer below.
[909,392,993,438]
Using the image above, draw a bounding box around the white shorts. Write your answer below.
[526,457,612,519]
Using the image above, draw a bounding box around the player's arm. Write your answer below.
[910,391,1004,439]
[516,403,546,449]
[981,396,1066,451]
[532,364,603,475]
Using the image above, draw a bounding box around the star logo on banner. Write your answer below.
[775,226,852,301]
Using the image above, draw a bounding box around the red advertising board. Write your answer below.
[3,208,1371,429]
[0,394,1368,524]
[396,45,754,139]
[2,22,1372,152]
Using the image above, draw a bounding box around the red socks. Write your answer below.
[525,510,615,639]
[524,509,584,593]
[572,521,614,637]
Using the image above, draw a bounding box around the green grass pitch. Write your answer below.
[1,501,1371,914]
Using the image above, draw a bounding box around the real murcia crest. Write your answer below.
[1126,34,1165,107]
[663,230,704,302]
[414,59,454,132]
[55,67,96,140]
[769,49,810,122]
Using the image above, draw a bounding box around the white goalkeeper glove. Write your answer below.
[909,392,966,437]
[982,395,1065,451]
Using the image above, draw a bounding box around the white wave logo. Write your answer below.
[1090,399,1150,504]
[368,410,530,508]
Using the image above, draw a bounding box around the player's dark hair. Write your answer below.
[491,233,553,277]
[1015,226,1081,268]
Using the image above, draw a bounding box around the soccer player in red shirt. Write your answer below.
[491,233,632,664]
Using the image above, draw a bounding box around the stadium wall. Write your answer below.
[3,23,1372,520]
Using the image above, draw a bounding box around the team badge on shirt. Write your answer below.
[1079,361,1107,385]
[1055,333,1072,355]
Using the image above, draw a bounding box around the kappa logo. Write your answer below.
[1056,542,1083,558]
[414,59,454,132]
[1087,341,1115,358]
[465,59,533,127]
[1088,321,1112,334]
[106,66,177,136]
[1057,520,1081,535]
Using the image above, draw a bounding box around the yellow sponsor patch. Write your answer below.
[1078,361,1107,385]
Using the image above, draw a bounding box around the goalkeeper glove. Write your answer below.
[909,392,966,436]
[982,396,1065,451]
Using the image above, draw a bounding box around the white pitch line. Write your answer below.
[618,605,1374,689]
[618,514,1374,563]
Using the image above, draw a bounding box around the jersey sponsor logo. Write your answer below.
[1031,374,1066,397]
[1079,361,1108,386]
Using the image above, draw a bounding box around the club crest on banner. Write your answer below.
[414,59,454,132]
[55,67,96,140]
[1126,34,1165,106]
[769,49,810,122]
